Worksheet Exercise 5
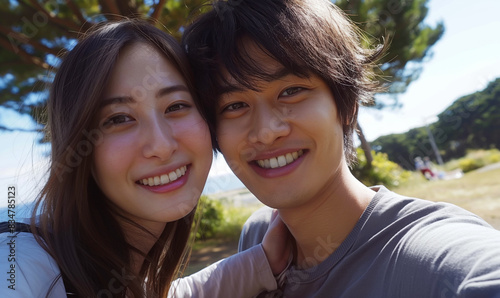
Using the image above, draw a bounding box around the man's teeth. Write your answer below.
[140,166,187,186]
[256,150,303,169]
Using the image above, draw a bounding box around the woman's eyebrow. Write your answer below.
[100,96,135,108]
[100,85,190,108]
[156,85,190,98]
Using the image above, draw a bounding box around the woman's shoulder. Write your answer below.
[0,229,66,297]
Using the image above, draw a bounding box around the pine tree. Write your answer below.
[336,0,444,166]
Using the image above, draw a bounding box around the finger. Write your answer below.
[268,211,285,232]
[269,208,279,225]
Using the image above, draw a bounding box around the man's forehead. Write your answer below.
[216,37,312,95]
[238,39,284,71]
[218,66,295,96]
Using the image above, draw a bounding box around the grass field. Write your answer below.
[393,166,500,229]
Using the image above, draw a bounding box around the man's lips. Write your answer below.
[253,149,304,169]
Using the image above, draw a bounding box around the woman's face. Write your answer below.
[92,42,212,232]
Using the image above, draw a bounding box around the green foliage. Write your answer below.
[351,148,411,187]
[434,78,500,159]
[335,0,444,104]
[334,0,444,169]
[213,201,260,241]
[372,77,500,168]
[193,195,262,242]
[371,126,431,170]
[458,158,484,173]
[193,195,224,241]
[446,149,500,173]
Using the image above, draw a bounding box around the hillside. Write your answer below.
[372,77,500,169]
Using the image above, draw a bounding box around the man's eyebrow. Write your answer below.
[219,68,294,95]
[270,68,294,80]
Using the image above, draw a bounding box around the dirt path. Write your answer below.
[185,239,239,276]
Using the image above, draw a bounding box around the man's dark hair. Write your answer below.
[183,0,386,164]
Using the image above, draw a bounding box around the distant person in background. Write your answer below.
[0,19,289,297]
[423,156,438,178]
[183,0,500,296]
[415,156,436,179]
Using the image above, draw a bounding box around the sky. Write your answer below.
[1,0,500,209]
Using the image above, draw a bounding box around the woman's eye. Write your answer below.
[280,87,304,97]
[103,114,133,127]
[222,102,248,112]
[166,103,190,113]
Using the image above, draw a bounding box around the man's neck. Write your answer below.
[279,169,375,269]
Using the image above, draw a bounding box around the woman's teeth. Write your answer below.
[139,165,187,186]
[256,150,304,169]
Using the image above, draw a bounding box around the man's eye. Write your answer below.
[166,103,190,113]
[103,114,133,126]
[280,87,304,96]
[222,102,248,112]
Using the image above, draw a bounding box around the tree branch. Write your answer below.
[116,0,138,17]
[0,25,63,56]
[101,0,122,16]
[27,0,82,32]
[15,1,79,37]
[151,0,167,20]
[0,124,43,133]
[0,37,52,70]
[356,121,373,167]
[65,0,87,25]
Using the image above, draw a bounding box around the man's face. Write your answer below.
[215,42,346,209]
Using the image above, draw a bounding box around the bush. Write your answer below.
[214,204,256,240]
[192,195,259,241]
[352,148,412,188]
[458,158,484,173]
[193,195,224,241]
[452,148,500,173]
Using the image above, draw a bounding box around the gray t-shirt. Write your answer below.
[239,186,500,297]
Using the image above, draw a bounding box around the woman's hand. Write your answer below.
[261,210,292,275]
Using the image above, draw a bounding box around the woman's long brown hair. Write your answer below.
[31,19,200,297]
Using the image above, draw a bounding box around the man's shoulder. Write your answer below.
[371,186,487,222]
[238,206,274,252]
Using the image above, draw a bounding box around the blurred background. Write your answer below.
[1,0,499,232]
